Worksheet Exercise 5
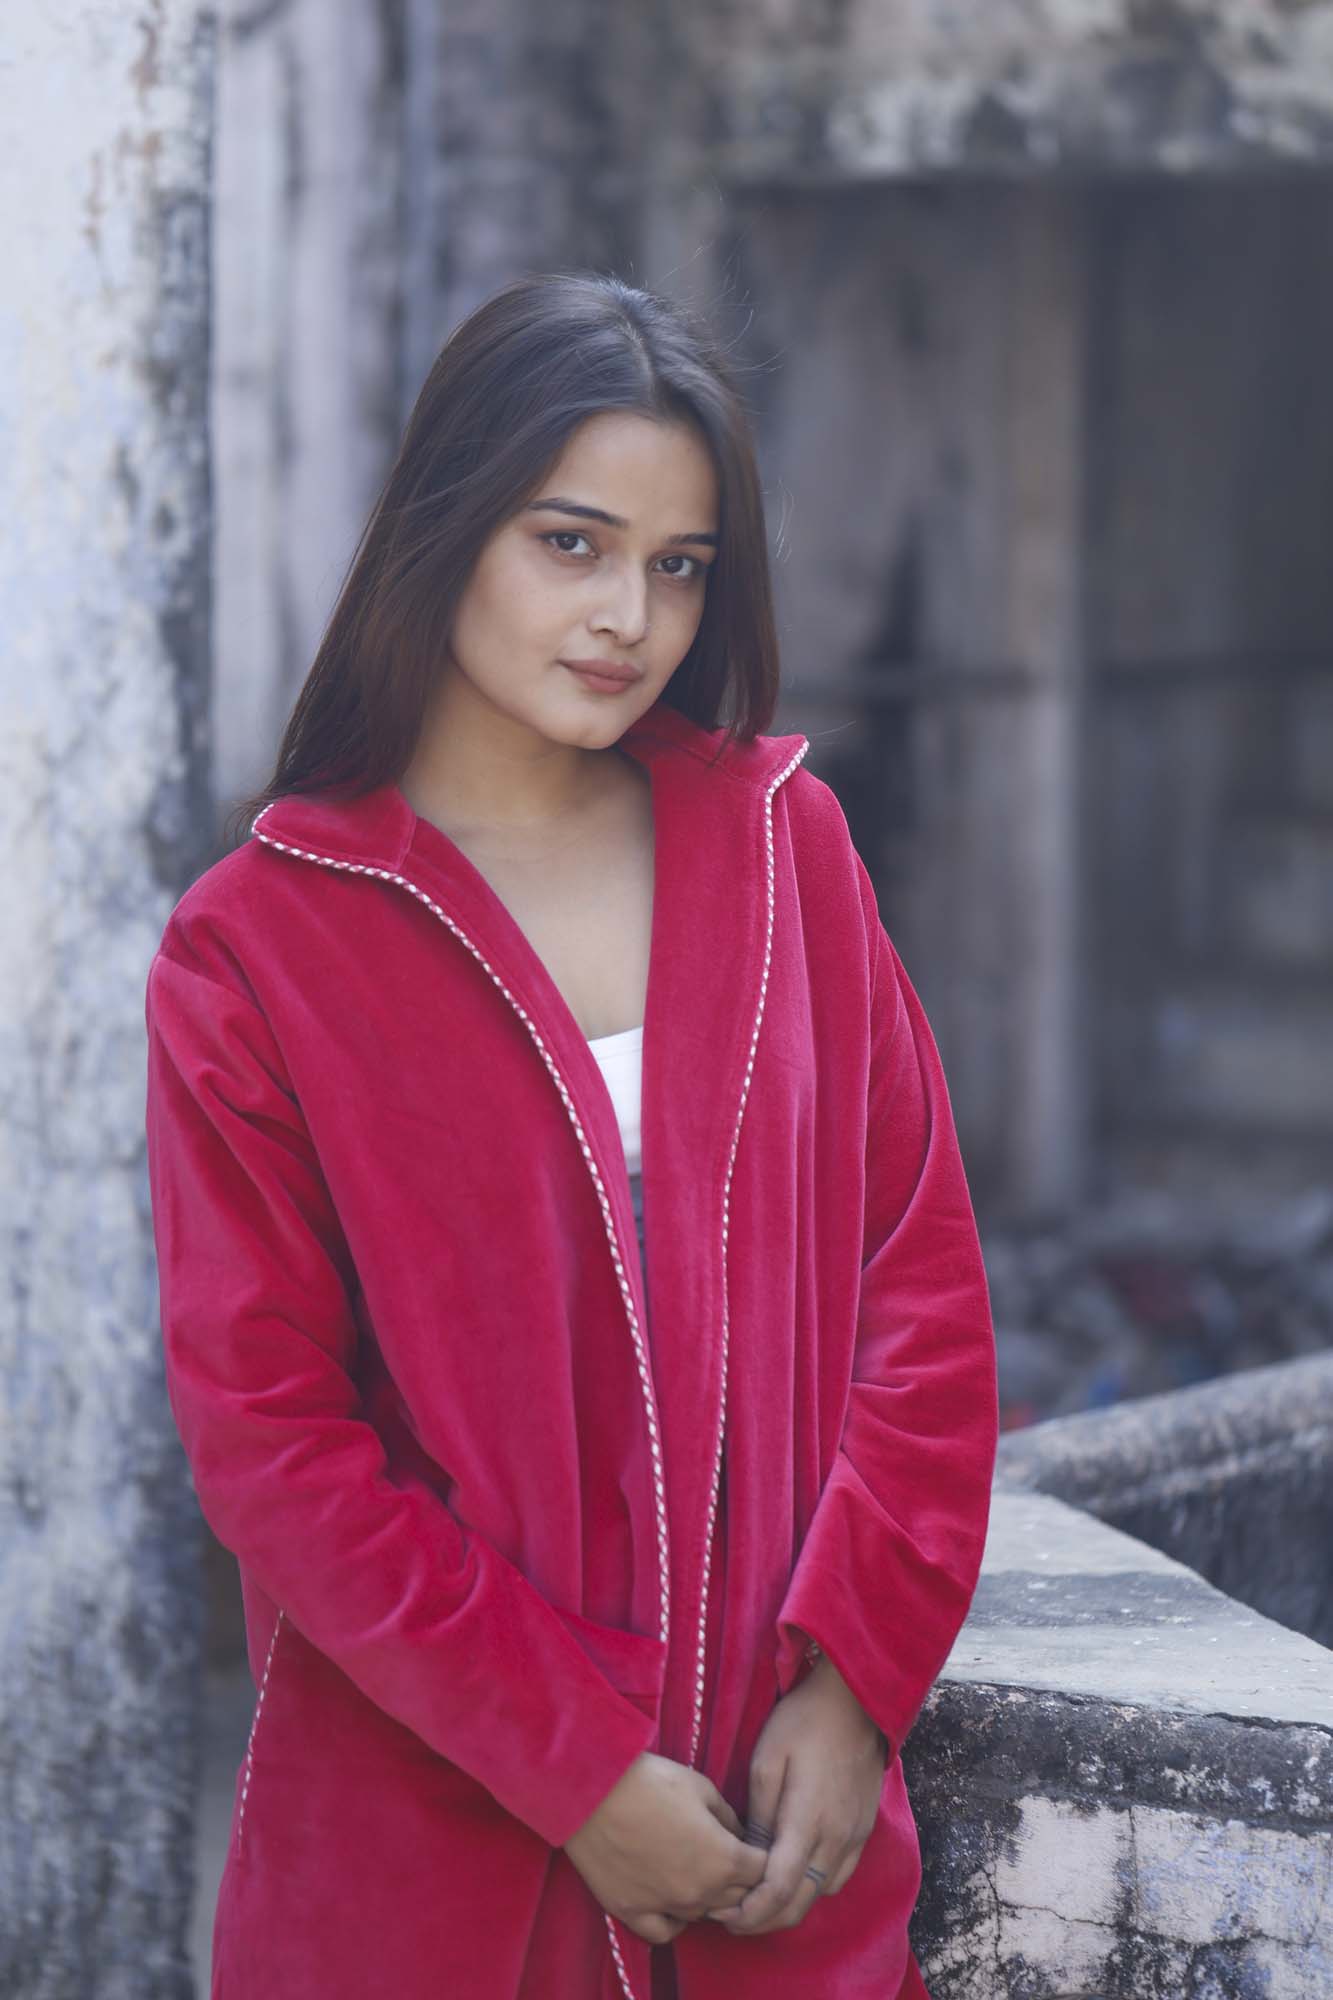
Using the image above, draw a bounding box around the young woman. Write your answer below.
[145,270,998,2000]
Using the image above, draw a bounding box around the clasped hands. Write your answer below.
[562,1648,889,1946]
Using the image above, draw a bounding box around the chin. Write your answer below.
[530,697,620,750]
[548,681,647,736]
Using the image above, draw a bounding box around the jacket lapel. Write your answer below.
[618,708,811,1754]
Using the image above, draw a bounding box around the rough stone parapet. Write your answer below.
[995,1350,1333,1648]
[905,1485,1333,1997]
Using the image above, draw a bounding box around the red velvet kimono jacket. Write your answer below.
[143,696,998,2000]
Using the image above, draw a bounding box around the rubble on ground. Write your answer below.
[980,1186,1333,1431]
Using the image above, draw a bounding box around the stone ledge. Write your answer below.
[995,1350,1333,1514]
[994,1351,1333,1649]
[904,1485,1333,1998]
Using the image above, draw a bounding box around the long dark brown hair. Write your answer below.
[223,269,783,848]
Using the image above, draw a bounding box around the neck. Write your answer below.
[400,666,615,836]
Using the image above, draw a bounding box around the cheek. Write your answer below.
[497,544,572,632]
[664,582,709,644]
[454,547,552,652]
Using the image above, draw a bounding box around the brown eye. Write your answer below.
[539,532,707,582]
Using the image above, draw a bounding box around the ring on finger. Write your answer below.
[804,1864,827,1889]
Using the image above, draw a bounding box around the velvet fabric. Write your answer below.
[144,697,998,1999]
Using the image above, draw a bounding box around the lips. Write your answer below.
[561,660,641,690]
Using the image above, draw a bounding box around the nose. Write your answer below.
[592,556,649,647]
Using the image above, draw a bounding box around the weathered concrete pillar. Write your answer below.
[213,0,404,809]
[0,7,216,1995]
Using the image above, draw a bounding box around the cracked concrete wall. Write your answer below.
[921,1775,1332,1998]
[0,5,216,1995]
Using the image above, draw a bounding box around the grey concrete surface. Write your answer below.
[950,1482,1333,1726]
[996,1349,1333,1647]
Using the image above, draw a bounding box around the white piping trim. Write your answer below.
[605,1916,638,1997]
[685,739,811,1770]
[236,1606,285,1853]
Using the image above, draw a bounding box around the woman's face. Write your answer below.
[440,410,720,747]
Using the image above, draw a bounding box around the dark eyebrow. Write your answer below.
[522,495,718,549]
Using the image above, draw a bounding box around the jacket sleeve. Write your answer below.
[144,939,662,1849]
[772,855,998,1758]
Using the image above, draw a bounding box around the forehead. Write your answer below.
[541,411,718,516]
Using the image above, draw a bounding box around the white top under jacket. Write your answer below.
[585,1023,644,1262]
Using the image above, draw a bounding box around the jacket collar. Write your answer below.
[250,697,808,872]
